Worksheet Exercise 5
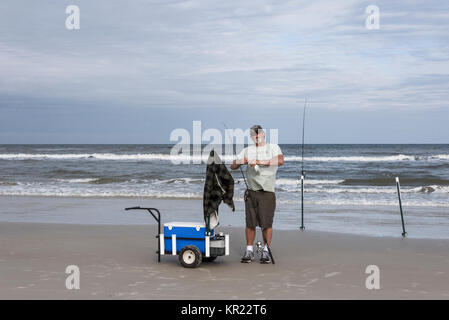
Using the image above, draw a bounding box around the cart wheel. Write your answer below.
[202,256,217,263]
[179,245,202,268]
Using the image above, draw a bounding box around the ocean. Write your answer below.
[0,144,448,238]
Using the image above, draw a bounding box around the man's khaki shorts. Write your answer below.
[244,190,276,229]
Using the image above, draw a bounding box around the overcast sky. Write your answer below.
[1,0,449,143]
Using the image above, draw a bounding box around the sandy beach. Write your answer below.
[1,219,448,299]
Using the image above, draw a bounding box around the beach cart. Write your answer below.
[124,207,230,268]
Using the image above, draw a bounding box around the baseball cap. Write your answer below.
[250,125,263,136]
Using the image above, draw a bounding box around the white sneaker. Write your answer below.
[241,250,254,263]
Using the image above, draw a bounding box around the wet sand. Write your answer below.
[1,222,448,299]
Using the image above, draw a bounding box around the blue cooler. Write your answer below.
[163,222,214,255]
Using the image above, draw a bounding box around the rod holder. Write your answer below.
[395,177,407,238]
[300,175,305,231]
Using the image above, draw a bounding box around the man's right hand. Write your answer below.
[230,157,248,170]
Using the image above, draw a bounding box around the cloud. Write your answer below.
[0,0,448,112]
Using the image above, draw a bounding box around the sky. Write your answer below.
[1,0,449,144]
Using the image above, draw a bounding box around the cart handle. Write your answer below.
[125,206,161,223]
[125,206,162,262]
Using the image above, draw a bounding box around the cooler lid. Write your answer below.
[164,222,205,231]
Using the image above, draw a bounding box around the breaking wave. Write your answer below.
[1,153,449,163]
[341,177,449,186]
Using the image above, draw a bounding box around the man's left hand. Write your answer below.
[250,160,269,167]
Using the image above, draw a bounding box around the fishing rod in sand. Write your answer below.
[222,123,275,264]
[299,98,308,231]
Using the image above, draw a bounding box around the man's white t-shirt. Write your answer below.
[236,143,283,193]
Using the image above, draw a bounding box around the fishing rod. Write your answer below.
[301,97,307,177]
[222,123,275,264]
[300,98,307,231]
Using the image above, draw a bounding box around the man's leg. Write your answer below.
[245,227,256,246]
[242,192,257,263]
[242,227,256,263]
[260,191,275,264]
[260,227,273,263]
[262,227,272,246]
[244,190,258,247]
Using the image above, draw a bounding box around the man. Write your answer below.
[230,125,284,263]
